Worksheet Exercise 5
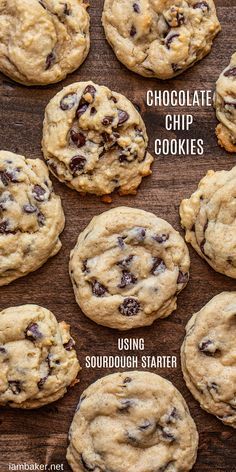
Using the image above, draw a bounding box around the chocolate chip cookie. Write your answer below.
[0,150,65,285]
[69,206,190,330]
[181,292,236,428]
[67,371,199,472]
[180,166,236,278]
[102,0,220,80]
[215,52,236,152]
[42,81,154,196]
[0,0,90,85]
[0,304,80,408]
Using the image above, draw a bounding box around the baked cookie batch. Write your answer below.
[0,1,235,471]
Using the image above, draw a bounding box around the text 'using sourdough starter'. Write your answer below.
[146,89,213,156]
[85,338,177,369]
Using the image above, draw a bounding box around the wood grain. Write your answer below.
[0,1,236,470]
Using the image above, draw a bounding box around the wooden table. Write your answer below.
[0,1,236,470]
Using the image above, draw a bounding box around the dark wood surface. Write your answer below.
[0,1,236,470]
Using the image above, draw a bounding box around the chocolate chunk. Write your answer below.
[161,427,176,442]
[0,171,9,186]
[166,33,179,49]
[153,233,169,243]
[9,380,21,395]
[63,338,75,351]
[117,255,134,269]
[118,110,129,125]
[167,407,179,423]
[80,454,95,471]
[90,107,97,115]
[92,280,107,297]
[119,298,140,316]
[224,67,236,78]
[176,12,185,25]
[123,376,132,384]
[152,257,166,275]
[82,259,89,273]
[60,93,77,111]
[32,185,46,202]
[133,2,140,12]
[0,220,11,234]
[45,51,56,70]
[118,399,134,412]
[130,25,137,36]
[118,236,125,249]
[208,381,218,392]
[119,270,137,288]
[193,1,210,11]
[23,204,37,214]
[177,271,189,284]
[70,130,86,147]
[198,339,218,356]
[63,2,71,15]
[102,116,114,126]
[139,420,152,430]
[76,103,89,119]
[37,376,48,390]
[5,168,19,183]
[83,85,96,98]
[37,211,45,226]
[69,155,86,175]
[25,322,43,341]
[0,346,6,354]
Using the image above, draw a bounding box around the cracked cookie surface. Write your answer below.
[0,150,65,286]
[42,81,154,196]
[0,0,90,85]
[0,304,80,408]
[181,292,236,428]
[102,0,220,80]
[69,206,190,330]
[215,52,236,153]
[67,371,198,472]
[180,166,236,278]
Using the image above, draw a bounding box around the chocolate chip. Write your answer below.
[9,380,21,395]
[63,338,75,351]
[161,427,176,442]
[70,130,86,147]
[133,2,140,12]
[130,25,137,36]
[60,93,77,111]
[92,280,107,297]
[166,33,179,49]
[153,234,169,243]
[69,155,86,175]
[208,381,219,392]
[118,110,129,125]
[172,63,182,72]
[25,323,43,341]
[5,168,19,183]
[200,238,206,255]
[118,399,134,412]
[37,376,48,390]
[224,67,236,78]
[123,376,132,384]
[82,259,89,273]
[118,236,125,249]
[152,257,166,275]
[83,85,96,98]
[176,12,185,25]
[0,171,9,186]
[177,271,189,284]
[63,2,70,15]
[76,394,86,412]
[102,116,114,126]
[139,420,152,430]
[45,51,56,70]
[80,454,95,471]
[119,298,140,316]
[198,339,220,356]
[167,407,179,423]
[119,270,137,288]
[0,220,11,234]
[117,255,134,269]
[32,185,46,202]
[193,1,209,11]
[0,346,6,354]
[37,211,45,226]
[23,204,37,214]
[76,103,89,119]
[90,107,97,115]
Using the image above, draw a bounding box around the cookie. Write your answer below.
[0,150,65,286]
[102,0,220,80]
[0,0,90,85]
[214,52,236,153]
[42,81,154,196]
[180,166,236,278]
[181,292,236,428]
[0,304,80,408]
[69,206,190,330]
[67,371,198,472]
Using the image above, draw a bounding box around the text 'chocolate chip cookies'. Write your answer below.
[180,165,236,278]
[42,81,154,196]
[0,305,80,408]
[102,0,220,80]
[0,0,90,85]
[181,292,236,428]
[67,371,199,472]
[69,207,190,330]
[0,150,65,286]
[215,52,236,153]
